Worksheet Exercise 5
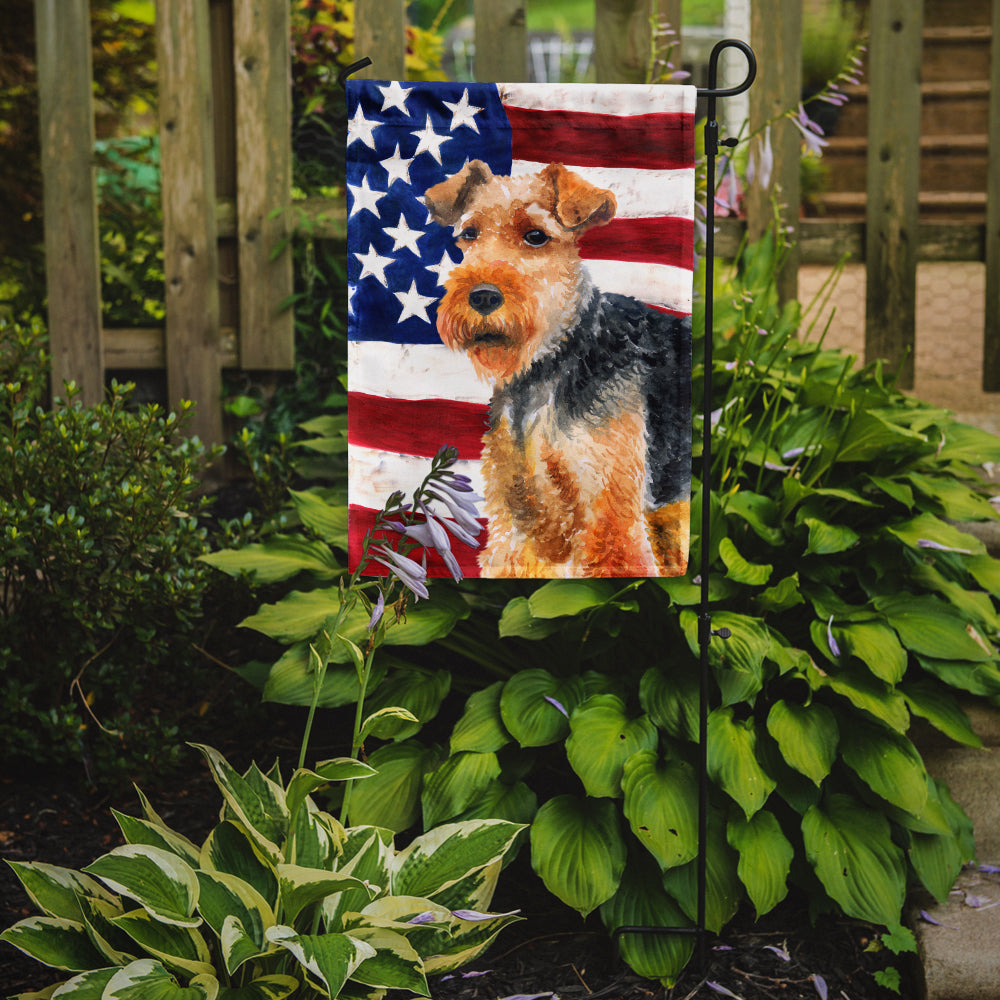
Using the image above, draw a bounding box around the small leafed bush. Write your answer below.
[1,744,524,998]
[0,317,218,782]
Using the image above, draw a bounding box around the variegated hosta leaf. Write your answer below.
[4,861,118,922]
[727,811,793,918]
[44,966,118,997]
[78,894,136,966]
[288,802,343,870]
[565,695,658,799]
[200,822,278,910]
[83,846,200,928]
[112,810,201,868]
[424,859,501,916]
[765,700,838,786]
[110,908,214,978]
[214,974,299,1000]
[323,829,393,931]
[621,751,699,871]
[421,751,502,829]
[529,795,626,917]
[499,669,585,747]
[276,864,375,925]
[450,681,511,754]
[599,853,694,987]
[706,707,776,818]
[190,745,287,863]
[345,926,429,995]
[802,793,906,926]
[195,871,274,973]
[285,760,375,823]
[102,958,218,999]
[391,820,524,901]
[422,908,523,975]
[265,926,376,998]
[0,916,107,971]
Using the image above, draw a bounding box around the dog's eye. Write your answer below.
[523,229,550,247]
[458,227,478,241]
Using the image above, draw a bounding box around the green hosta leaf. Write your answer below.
[916,655,1000,697]
[83,846,200,928]
[288,489,349,546]
[765,700,838,786]
[910,562,1000,633]
[906,473,998,522]
[835,621,907,684]
[362,667,451,740]
[216,975,299,999]
[803,517,859,556]
[724,490,784,545]
[935,421,1000,464]
[195,871,273,973]
[639,664,699,742]
[103,959,218,999]
[111,909,214,978]
[265,926,375,997]
[347,740,441,832]
[450,682,511,754]
[599,853,694,987]
[565,695,658,798]
[421,751,502,828]
[260,643,387,709]
[727,811,793,917]
[756,573,804,614]
[967,553,1000,597]
[680,610,770,706]
[707,708,776,818]
[718,537,772,586]
[360,706,421,742]
[835,410,927,463]
[886,512,985,557]
[661,811,741,933]
[839,718,929,816]
[808,660,910,732]
[802,793,906,926]
[346,926,428,994]
[866,474,914,509]
[527,579,618,617]
[200,822,278,910]
[393,820,524,900]
[4,862,118,923]
[909,823,966,905]
[499,670,584,747]
[112,812,201,868]
[875,594,995,662]
[901,680,982,748]
[621,751,698,870]
[277,865,374,925]
[200,535,341,583]
[453,779,538,827]
[190,746,287,862]
[0,916,106,971]
[530,795,626,917]
[497,596,564,639]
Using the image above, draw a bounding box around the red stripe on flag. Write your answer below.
[348,392,488,460]
[579,216,694,269]
[349,504,484,579]
[505,106,694,170]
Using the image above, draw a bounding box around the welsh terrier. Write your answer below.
[424,160,690,578]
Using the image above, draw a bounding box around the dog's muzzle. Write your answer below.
[468,283,504,316]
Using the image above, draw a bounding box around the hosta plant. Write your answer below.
[1,744,523,999]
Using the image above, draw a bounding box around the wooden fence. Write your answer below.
[33,0,1000,445]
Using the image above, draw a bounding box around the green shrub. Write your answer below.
[0,317,220,783]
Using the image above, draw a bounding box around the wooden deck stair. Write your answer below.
[814,3,993,221]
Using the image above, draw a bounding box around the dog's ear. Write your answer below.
[543,163,616,232]
[424,160,493,225]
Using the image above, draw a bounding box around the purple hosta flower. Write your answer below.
[706,983,742,999]
[747,124,774,191]
[497,994,558,1000]
[386,504,464,582]
[812,974,828,1000]
[407,911,438,925]
[763,944,791,962]
[544,695,569,718]
[369,544,429,600]
[367,590,385,631]
[451,908,521,921]
[425,479,484,535]
[441,970,493,981]
[715,156,742,215]
[979,864,1000,874]
[917,538,973,555]
[791,104,829,157]
[919,909,958,929]
[827,616,842,658]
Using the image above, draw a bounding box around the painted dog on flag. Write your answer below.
[424,160,690,578]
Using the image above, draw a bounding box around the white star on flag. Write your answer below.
[347,175,385,218]
[411,115,452,164]
[425,249,458,288]
[355,245,394,286]
[347,104,380,149]
[383,215,424,255]
[377,80,410,114]
[442,89,484,132]
[380,144,415,186]
[393,279,437,323]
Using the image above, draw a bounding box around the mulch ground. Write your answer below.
[1,735,913,1000]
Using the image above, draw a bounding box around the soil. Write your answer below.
[0,736,913,1000]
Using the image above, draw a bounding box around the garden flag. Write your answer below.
[347,81,695,579]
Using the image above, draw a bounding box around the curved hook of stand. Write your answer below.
[697,38,757,99]
[337,57,373,91]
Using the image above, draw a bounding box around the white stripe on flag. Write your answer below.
[588,260,693,312]
[349,444,485,511]
[499,82,696,116]
[347,341,491,403]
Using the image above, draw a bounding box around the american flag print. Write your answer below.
[347,80,696,579]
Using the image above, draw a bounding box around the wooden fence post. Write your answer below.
[233,0,294,370]
[864,0,923,390]
[474,0,527,82]
[746,0,801,306]
[157,0,223,445]
[34,0,104,405]
[594,0,658,84]
[983,0,1000,390]
[354,0,406,80]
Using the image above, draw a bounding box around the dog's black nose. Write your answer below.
[468,283,504,316]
